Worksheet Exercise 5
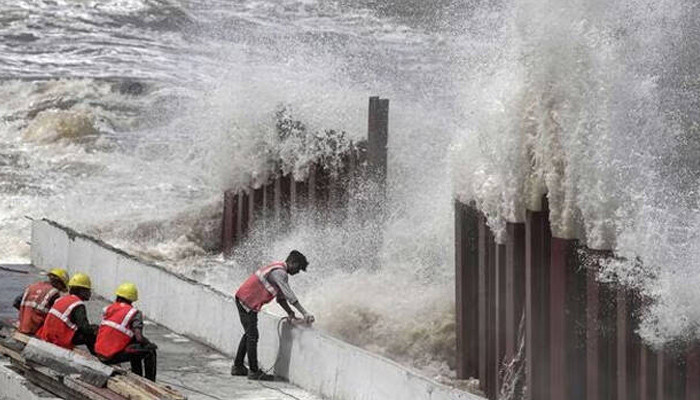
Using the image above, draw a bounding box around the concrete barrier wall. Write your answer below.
[31,219,482,400]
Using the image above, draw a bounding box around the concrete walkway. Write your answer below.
[0,265,322,400]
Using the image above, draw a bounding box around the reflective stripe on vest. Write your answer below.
[255,263,284,296]
[20,283,58,314]
[96,302,139,358]
[36,295,84,349]
[18,282,59,335]
[100,307,137,338]
[235,262,287,312]
[48,299,84,331]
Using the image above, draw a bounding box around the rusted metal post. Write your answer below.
[293,179,309,215]
[617,289,642,400]
[505,223,525,362]
[263,181,274,214]
[273,175,282,223]
[601,280,619,399]
[525,197,551,400]
[627,295,641,400]
[455,201,480,379]
[367,96,389,187]
[251,186,264,225]
[658,351,665,400]
[617,288,628,400]
[664,348,686,399]
[280,173,292,229]
[308,163,317,209]
[587,261,600,400]
[641,345,655,400]
[486,233,497,399]
[496,242,507,395]
[686,344,700,400]
[550,237,568,400]
[314,164,330,210]
[639,345,662,400]
[478,214,492,385]
[222,190,237,256]
[550,238,586,400]
[239,189,250,238]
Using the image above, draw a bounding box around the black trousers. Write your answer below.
[234,298,259,372]
[73,329,97,355]
[102,342,158,382]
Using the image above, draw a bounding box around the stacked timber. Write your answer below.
[0,325,186,400]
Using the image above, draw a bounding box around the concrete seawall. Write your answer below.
[31,219,482,400]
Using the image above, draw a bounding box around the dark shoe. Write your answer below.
[231,365,248,376]
[248,370,275,381]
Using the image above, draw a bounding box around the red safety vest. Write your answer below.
[36,295,84,350]
[18,281,59,335]
[235,262,287,312]
[95,302,138,359]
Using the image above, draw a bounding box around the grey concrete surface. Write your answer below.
[0,264,39,321]
[1,265,321,400]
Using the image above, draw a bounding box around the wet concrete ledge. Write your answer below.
[31,219,484,400]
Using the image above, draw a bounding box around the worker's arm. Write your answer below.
[46,292,60,310]
[276,298,296,318]
[13,294,22,310]
[290,300,314,324]
[269,270,314,323]
[70,304,97,337]
[130,311,156,349]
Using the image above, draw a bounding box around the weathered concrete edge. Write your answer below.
[0,362,61,400]
[31,219,484,400]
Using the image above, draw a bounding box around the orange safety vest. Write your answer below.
[95,302,138,359]
[36,295,84,350]
[235,262,287,312]
[18,281,59,335]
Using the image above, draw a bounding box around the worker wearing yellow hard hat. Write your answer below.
[95,282,158,382]
[13,268,70,335]
[36,272,98,354]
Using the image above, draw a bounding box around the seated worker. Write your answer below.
[36,273,97,354]
[232,250,314,381]
[13,268,69,335]
[95,283,158,382]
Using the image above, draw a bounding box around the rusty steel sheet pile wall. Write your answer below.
[454,198,700,400]
[222,96,389,256]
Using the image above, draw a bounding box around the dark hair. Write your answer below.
[48,275,66,289]
[286,250,308,271]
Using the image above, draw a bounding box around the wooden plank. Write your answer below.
[24,367,95,400]
[0,340,25,362]
[22,337,114,387]
[12,331,30,344]
[65,376,127,400]
[107,376,160,400]
[119,370,186,400]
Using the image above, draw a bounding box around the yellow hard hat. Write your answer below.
[48,268,69,286]
[68,273,92,290]
[115,282,138,302]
